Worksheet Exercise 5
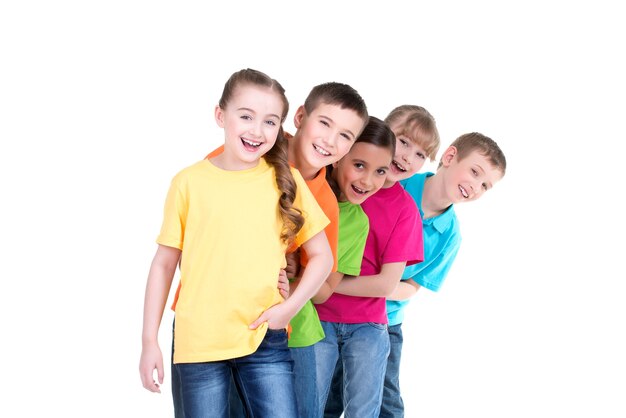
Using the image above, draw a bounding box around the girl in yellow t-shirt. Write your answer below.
[139,68,332,418]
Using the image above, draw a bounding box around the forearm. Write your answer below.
[141,247,179,345]
[334,262,407,298]
[285,254,331,311]
[387,279,420,301]
[312,271,344,304]
[282,233,332,314]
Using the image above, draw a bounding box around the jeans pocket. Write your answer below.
[263,328,289,347]
[367,322,388,331]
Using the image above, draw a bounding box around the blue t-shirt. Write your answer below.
[387,172,462,326]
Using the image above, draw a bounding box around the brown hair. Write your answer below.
[442,132,507,176]
[326,116,396,199]
[219,68,304,244]
[303,82,369,134]
[384,105,440,161]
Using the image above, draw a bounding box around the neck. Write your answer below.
[288,144,318,181]
[421,174,450,219]
[382,179,396,189]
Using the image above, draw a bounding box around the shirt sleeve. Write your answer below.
[156,173,188,250]
[414,232,461,292]
[292,168,330,247]
[381,199,424,266]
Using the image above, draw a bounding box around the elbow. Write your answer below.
[312,293,330,304]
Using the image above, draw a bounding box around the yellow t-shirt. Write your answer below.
[157,158,329,363]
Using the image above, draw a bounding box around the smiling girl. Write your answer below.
[139,68,333,418]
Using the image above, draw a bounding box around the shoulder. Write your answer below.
[170,160,209,183]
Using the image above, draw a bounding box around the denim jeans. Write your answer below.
[174,343,247,418]
[291,344,320,418]
[315,321,390,418]
[173,329,297,418]
[380,324,404,418]
[172,322,184,418]
[323,360,343,418]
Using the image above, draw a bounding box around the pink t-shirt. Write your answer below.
[315,182,423,324]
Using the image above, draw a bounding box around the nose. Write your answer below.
[320,132,338,150]
[361,172,374,189]
[249,121,263,137]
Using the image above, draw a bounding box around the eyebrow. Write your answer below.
[237,107,281,120]
[474,164,493,188]
[320,115,356,139]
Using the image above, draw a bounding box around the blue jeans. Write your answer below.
[291,344,319,418]
[173,329,297,418]
[323,360,343,418]
[177,358,247,417]
[380,324,404,418]
[315,321,390,418]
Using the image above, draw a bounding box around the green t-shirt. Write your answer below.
[288,201,369,347]
[336,201,369,276]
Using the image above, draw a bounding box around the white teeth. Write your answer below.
[352,185,367,194]
[459,185,469,198]
[392,160,407,172]
[242,138,261,147]
[313,144,331,156]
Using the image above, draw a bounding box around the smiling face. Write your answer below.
[441,147,504,204]
[213,84,285,170]
[290,103,366,180]
[385,121,428,184]
[333,142,393,204]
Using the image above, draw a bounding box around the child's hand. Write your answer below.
[249,302,294,331]
[277,269,290,299]
[139,342,164,393]
[285,249,300,278]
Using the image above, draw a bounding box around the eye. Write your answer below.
[320,120,330,127]
[399,138,408,147]
[240,115,252,121]
[471,168,478,176]
[354,163,364,169]
[265,120,277,126]
[376,168,387,175]
[340,133,353,141]
[416,152,426,160]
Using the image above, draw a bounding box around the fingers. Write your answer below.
[140,367,162,393]
[249,312,267,330]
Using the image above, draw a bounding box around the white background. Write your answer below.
[1,1,624,417]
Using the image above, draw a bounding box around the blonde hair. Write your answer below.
[385,105,440,161]
[442,132,507,176]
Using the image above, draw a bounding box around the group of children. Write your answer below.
[139,68,507,418]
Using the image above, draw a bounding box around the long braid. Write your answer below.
[264,126,304,244]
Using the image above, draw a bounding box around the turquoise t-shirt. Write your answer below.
[289,201,368,347]
[387,172,462,326]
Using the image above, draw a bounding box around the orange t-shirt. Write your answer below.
[170,135,339,310]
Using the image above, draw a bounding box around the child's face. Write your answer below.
[292,103,366,173]
[385,124,428,184]
[214,85,284,170]
[333,142,392,204]
[442,148,504,204]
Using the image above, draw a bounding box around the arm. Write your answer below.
[139,244,181,393]
[311,271,345,304]
[250,231,332,329]
[387,278,421,301]
[334,261,407,298]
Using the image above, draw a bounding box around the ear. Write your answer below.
[440,145,457,167]
[293,105,306,129]
[214,105,225,128]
